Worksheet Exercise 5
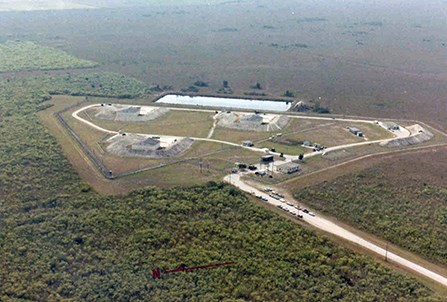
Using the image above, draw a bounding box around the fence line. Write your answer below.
[55,100,113,179]
[55,101,240,180]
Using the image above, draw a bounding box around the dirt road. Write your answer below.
[224,173,447,287]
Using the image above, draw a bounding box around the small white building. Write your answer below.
[276,162,300,174]
[348,127,364,137]
[131,137,160,151]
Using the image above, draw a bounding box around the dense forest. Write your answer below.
[295,168,447,267]
[0,41,98,72]
[0,74,444,301]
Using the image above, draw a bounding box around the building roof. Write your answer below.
[348,127,361,132]
[135,137,160,146]
[262,154,274,159]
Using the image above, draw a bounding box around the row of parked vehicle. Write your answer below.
[264,187,316,217]
[277,204,304,219]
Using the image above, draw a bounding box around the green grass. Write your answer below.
[88,108,214,138]
[0,41,98,72]
[257,139,308,155]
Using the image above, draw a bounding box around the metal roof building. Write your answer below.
[275,162,300,174]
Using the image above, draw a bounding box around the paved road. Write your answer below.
[225,173,447,287]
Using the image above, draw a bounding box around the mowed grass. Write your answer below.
[210,117,324,144]
[0,41,98,72]
[39,97,262,193]
[86,108,214,138]
[282,121,393,147]
[257,139,308,156]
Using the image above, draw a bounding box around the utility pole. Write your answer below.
[385,243,388,262]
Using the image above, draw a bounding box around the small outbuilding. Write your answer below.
[261,155,274,163]
[276,162,301,174]
[348,127,364,137]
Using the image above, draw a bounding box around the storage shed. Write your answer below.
[276,162,301,174]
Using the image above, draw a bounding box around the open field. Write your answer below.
[86,107,215,138]
[2,1,447,131]
[64,108,259,176]
[39,96,265,193]
[63,96,446,194]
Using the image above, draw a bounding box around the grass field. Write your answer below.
[0,41,98,72]
[86,107,215,138]
[39,96,263,193]
[281,121,393,147]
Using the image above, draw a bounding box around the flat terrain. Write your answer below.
[40,96,265,193]
[0,41,97,72]
[3,1,447,299]
[2,1,447,131]
[87,108,215,138]
[294,146,447,267]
